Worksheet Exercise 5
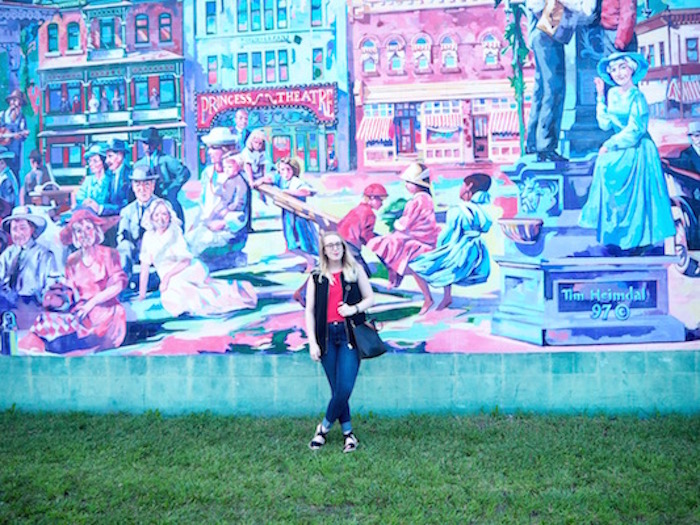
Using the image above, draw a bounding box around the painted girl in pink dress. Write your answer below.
[367,162,441,314]
[138,198,257,317]
[21,209,127,354]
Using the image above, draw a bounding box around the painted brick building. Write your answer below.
[348,0,534,171]
[36,0,186,185]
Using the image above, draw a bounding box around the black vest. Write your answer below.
[312,270,365,355]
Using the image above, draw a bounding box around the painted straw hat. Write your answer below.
[1,205,47,237]
[399,162,431,188]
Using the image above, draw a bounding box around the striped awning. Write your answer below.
[357,116,393,142]
[423,113,462,129]
[489,109,528,134]
[667,79,700,104]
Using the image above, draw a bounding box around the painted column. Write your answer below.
[318,123,327,172]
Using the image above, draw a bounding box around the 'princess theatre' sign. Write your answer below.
[197,84,338,129]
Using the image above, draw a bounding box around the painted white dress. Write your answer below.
[140,226,257,317]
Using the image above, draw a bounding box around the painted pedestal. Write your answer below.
[492,157,686,346]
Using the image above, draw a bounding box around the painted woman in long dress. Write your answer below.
[367,163,441,314]
[138,198,257,317]
[409,173,492,311]
[579,52,675,254]
[22,209,127,354]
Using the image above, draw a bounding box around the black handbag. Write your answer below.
[350,319,386,359]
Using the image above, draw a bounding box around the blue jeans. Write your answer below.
[526,24,565,154]
[321,322,360,428]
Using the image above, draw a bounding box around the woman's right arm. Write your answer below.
[305,276,322,362]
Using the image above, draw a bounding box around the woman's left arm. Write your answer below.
[602,92,648,151]
[353,268,375,314]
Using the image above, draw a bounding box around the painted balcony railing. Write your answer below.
[88,110,131,126]
[43,113,88,128]
[44,107,183,130]
[132,106,181,123]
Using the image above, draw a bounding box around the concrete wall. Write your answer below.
[2,350,698,415]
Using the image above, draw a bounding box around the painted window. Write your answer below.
[265,51,276,82]
[272,135,291,162]
[237,0,248,31]
[386,38,405,73]
[47,23,59,53]
[238,53,248,84]
[206,1,216,35]
[100,19,115,49]
[659,42,665,66]
[251,0,262,31]
[50,145,83,168]
[412,35,432,72]
[67,23,80,51]
[48,86,63,113]
[482,34,499,66]
[440,36,458,69]
[277,0,287,29]
[311,0,322,27]
[159,14,172,42]
[364,103,394,118]
[160,76,176,106]
[264,0,274,30]
[134,78,149,106]
[648,44,655,67]
[252,52,262,83]
[361,39,378,74]
[279,50,289,81]
[313,48,323,80]
[135,15,149,44]
[208,56,218,85]
[687,38,698,62]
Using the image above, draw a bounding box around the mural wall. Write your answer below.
[0,0,698,357]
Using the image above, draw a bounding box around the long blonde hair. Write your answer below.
[317,231,358,284]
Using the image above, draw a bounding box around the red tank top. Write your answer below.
[326,272,344,323]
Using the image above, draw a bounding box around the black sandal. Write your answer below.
[308,424,328,450]
[342,432,358,453]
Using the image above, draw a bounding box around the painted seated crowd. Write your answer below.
[0,49,696,355]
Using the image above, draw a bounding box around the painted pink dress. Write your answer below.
[28,245,128,353]
[367,192,440,277]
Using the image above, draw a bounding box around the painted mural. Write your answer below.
[0,0,698,357]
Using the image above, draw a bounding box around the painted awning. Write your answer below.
[667,79,700,104]
[489,110,528,134]
[357,116,393,142]
[423,113,462,129]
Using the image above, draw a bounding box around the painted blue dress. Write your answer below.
[409,191,491,287]
[272,173,318,256]
[579,86,675,250]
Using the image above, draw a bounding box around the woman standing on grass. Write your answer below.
[305,231,374,453]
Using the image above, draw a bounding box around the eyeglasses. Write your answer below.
[324,242,343,250]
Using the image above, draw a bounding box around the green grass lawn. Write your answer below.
[1,411,698,524]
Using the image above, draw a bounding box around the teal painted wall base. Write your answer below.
[1,351,698,415]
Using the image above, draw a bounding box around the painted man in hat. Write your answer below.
[0,89,29,179]
[75,142,127,217]
[22,150,52,205]
[105,138,134,205]
[0,146,19,219]
[0,205,58,329]
[135,127,190,226]
[670,122,700,175]
[117,164,160,285]
[336,183,389,277]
